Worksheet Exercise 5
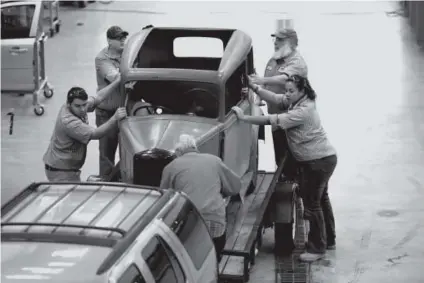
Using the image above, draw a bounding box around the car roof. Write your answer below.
[1,182,176,275]
[1,242,110,283]
[121,25,253,84]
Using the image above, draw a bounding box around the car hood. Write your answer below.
[119,115,220,153]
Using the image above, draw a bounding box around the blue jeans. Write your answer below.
[298,155,337,254]
[95,108,119,177]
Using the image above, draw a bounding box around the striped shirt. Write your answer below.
[95,47,125,111]
[269,97,336,162]
[43,104,95,170]
[205,220,226,238]
[264,50,308,116]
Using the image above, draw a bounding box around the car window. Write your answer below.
[225,61,247,114]
[1,4,36,39]
[142,236,186,283]
[117,264,146,283]
[166,200,213,270]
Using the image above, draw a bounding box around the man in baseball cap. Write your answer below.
[106,25,129,40]
[94,25,129,178]
[248,23,309,256]
[271,28,298,40]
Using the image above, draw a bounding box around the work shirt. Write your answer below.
[95,47,124,111]
[269,97,336,162]
[160,150,241,237]
[264,50,308,115]
[43,104,95,170]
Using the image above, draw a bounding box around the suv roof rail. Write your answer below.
[96,189,175,275]
[1,222,126,235]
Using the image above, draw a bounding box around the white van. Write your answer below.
[1,182,218,283]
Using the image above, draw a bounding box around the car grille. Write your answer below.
[133,148,176,187]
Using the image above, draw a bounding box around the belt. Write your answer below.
[45,164,79,172]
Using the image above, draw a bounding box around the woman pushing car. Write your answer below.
[232,74,338,262]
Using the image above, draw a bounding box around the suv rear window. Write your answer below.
[117,264,146,283]
[142,236,186,283]
[164,198,213,270]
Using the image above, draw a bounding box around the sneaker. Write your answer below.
[299,252,325,262]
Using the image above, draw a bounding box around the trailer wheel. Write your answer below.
[34,105,45,116]
[78,1,87,8]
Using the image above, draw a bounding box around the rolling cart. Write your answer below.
[43,0,61,37]
[1,1,54,116]
[31,32,55,116]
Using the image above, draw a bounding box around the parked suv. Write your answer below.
[1,182,218,283]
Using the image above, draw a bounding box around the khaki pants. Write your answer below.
[45,169,81,182]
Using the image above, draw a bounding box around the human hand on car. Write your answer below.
[231,106,244,120]
[113,107,127,121]
[248,74,265,85]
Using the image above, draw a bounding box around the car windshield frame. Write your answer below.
[125,79,222,119]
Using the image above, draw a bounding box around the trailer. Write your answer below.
[218,157,301,283]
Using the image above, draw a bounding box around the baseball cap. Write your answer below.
[271,28,297,40]
[107,26,129,40]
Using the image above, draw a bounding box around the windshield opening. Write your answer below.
[126,80,220,119]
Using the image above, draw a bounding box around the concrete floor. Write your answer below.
[1,1,424,282]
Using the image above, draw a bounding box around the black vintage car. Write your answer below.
[89,25,265,199]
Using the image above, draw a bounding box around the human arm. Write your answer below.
[267,107,308,129]
[232,105,308,129]
[248,77,289,109]
[87,74,121,112]
[249,57,307,87]
[159,164,173,190]
[95,57,120,85]
[217,158,242,197]
[90,107,127,140]
[231,106,271,126]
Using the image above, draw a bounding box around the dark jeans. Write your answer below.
[213,231,226,261]
[298,155,337,254]
[95,108,119,177]
[272,129,298,180]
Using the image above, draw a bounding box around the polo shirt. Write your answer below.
[43,104,95,170]
[160,150,241,236]
[95,47,125,111]
[263,50,308,115]
[269,97,336,162]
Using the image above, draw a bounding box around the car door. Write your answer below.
[222,67,254,181]
[1,1,42,92]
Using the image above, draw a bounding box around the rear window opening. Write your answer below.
[173,37,224,58]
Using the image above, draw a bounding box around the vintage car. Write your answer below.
[95,25,265,198]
